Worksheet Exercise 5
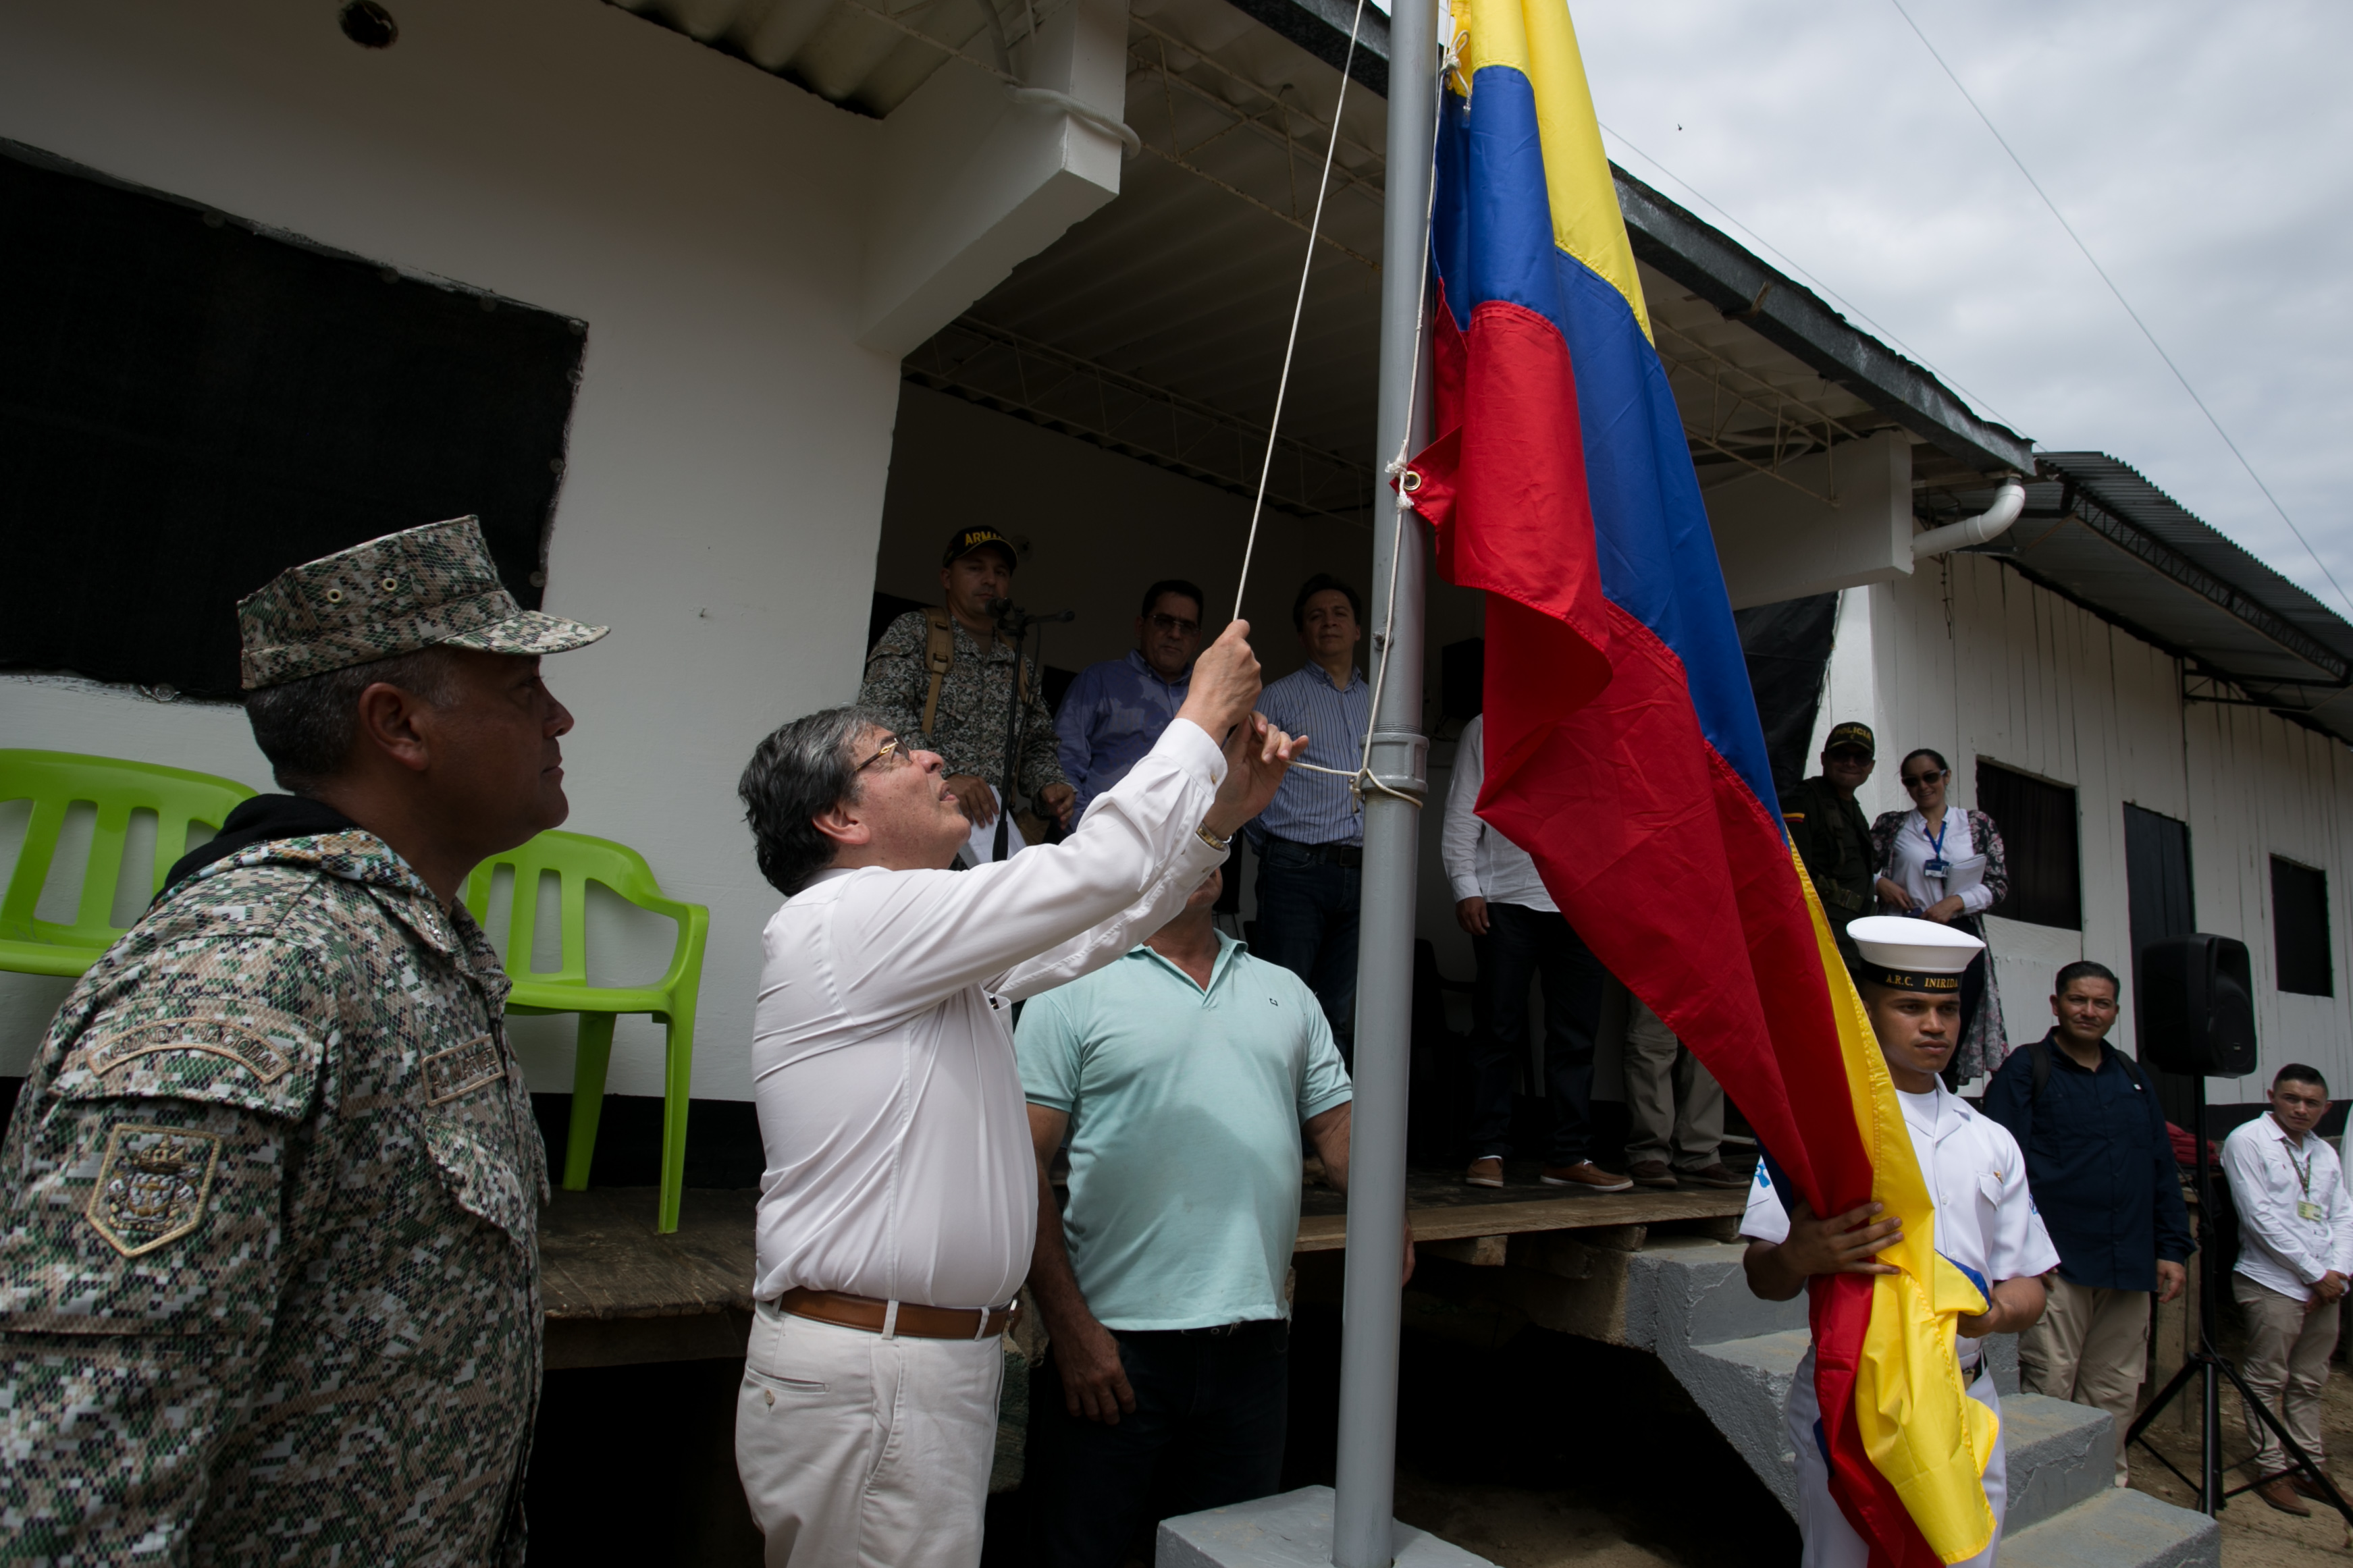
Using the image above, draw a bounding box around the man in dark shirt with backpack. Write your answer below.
[1982,958,2192,1486]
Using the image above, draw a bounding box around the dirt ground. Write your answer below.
[2130,1336,2353,1568]
[1393,1471,1687,1568]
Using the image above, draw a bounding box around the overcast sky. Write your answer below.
[1541,0,2353,618]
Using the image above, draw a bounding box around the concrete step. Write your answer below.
[2000,1391,2116,1533]
[1684,1330,1809,1513]
[1997,1486,2220,1568]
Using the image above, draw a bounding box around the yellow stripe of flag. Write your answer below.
[1447,0,1653,342]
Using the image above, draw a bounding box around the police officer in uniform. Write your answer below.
[1740,916,2057,1568]
[0,518,604,1563]
[1783,721,1880,969]
[860,527,1075,853]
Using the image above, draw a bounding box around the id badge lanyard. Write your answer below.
[2291,1144,2325,1224]
[1923,813,1953,880]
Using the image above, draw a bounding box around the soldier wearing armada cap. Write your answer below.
[0,518,604,1565]
[860,526,1076,856]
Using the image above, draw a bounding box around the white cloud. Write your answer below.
[1571,0,2353,612]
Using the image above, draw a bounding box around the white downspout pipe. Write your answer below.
[1912,476,2026,560]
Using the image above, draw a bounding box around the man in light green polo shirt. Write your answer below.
[1017,866,1403,1568]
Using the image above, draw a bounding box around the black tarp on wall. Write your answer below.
[0,142,584,699]
[1735,592,1840,803]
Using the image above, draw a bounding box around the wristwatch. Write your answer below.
[1195,823,1233,853]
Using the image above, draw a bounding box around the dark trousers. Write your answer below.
[1252,842,1360,1056]
[1024,1322,1291,1568]
[1467,900,1606,1164]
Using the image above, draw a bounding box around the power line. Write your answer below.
[1595,121,2024,433]
[1888,0,2353,622]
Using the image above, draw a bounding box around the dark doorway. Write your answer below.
[2123,803,2198,1129]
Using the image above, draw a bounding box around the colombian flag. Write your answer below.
[1398,3,2001,1563]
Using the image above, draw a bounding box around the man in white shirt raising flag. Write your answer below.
[731,620,1302,1568]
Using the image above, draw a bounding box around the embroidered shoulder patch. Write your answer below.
[423,1035,506,1106]
[86,1125,222,1258]
[86,1018,294,1083]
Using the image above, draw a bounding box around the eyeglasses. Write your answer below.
[1899,769,1948,788]
[853,737,906,774]
[1147,613,1200,636]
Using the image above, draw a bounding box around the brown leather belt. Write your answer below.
[777,1286,1018,1341]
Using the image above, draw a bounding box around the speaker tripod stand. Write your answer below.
[2125,1076,2353,1528]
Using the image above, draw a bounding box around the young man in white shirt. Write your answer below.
[1438,712,1632,1193]
[1739,917,2055,1568]
[2220,1064,2353,1515]
[731,622,1302,1568]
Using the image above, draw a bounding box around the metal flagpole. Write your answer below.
[1331,0,1437,1559]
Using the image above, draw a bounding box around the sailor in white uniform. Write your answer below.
[1741,917,2060,1568]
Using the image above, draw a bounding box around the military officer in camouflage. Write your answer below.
[1783,720,1880,971]
[0,517,604,1565]
[860,526,1075,848]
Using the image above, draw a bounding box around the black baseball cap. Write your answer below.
[943,526,1018,570]
[1824,721,1875,758]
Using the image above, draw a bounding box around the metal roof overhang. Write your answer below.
[1954,454,2353,745]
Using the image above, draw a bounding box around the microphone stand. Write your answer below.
[984,599,1072,863]
[2125,1077,2353,1525]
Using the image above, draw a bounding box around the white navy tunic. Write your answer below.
[1743,1083,2059,1568]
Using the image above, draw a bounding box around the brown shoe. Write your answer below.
[1541,1161,1634,1193]
[1465,1157,1504,1189]
[1683,1162,1751,1189]
[2290,1470,2337,1502]
[1627,1160,1678,1188]
[2256,1476,2313,1516]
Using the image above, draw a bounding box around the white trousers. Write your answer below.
[734,1303,1006,1568]
[1787,1349,2007,1568]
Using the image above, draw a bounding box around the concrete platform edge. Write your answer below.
[1157,1486,1497,1568]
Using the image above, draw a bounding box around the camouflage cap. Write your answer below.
[238,516,607,691]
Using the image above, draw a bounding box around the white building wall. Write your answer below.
[1807,551,2353,1102]
[0,0,949,1100]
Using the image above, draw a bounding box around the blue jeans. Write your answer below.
[1467,900,1605,1164]
[1251,842,1359,1056]
[1024,1320,1291,1568]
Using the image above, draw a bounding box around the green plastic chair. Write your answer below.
[462,830,709,1235]
[0,749,257,979]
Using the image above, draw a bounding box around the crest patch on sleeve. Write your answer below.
[86,1018,294,1083]
[423,1035,506,1106]
[86,1125,223,1257]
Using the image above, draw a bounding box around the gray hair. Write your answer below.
[739,705,887,896]
[242,646,460,794]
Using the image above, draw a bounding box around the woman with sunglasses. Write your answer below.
[1869,748,2012,1083]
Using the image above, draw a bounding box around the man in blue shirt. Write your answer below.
[1055,579,1203,819]
[1982,958,2192,1486]
[1248,574,1373,1059]
[1017,866,1406,1567]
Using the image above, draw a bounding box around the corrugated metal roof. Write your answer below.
[609,0,1003,117]
[1955,454,2353,743]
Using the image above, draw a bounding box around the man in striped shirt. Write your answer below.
[1247,574,1372,1061]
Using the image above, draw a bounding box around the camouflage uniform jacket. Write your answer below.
[0,829,547,1567]
[859,607,1067,799]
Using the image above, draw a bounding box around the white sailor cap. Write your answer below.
[1845,915,1985,992]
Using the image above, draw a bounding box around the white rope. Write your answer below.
[1261,25,1462,814]
[1230,0,1369,628]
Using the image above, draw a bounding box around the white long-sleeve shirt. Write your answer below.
[2223,1113,2353,1303]
[749,719,1230,1309]
[1439,715,1554,912]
